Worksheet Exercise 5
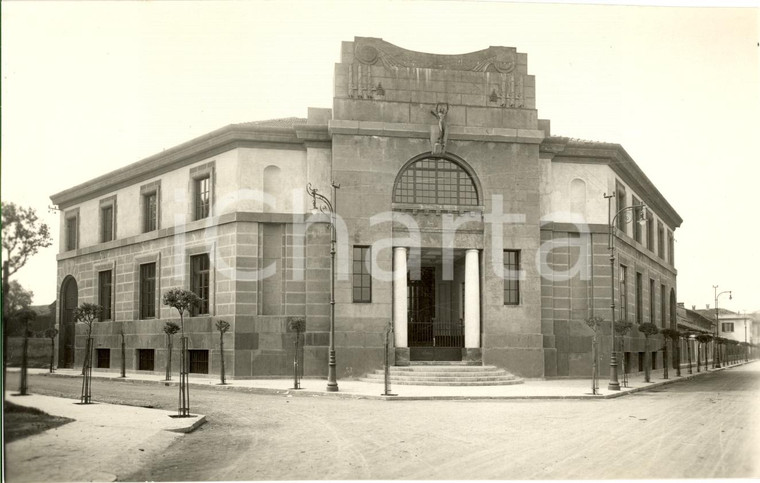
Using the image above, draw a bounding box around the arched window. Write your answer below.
[393,157,478,206]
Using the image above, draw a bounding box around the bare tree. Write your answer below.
[637,323,659,383]
[162,288,200,417]
[163,321,180,381]
[73,303,102,404]
[44,327,59,373]
[215,320,230,385]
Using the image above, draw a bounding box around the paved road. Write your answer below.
[6,363,760,480]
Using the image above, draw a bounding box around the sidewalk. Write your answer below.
[18,359,757,401]
[4,391,205,482]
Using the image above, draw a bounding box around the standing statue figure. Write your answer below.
[430,103,449,154]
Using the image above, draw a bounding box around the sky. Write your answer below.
[2,0,759,313]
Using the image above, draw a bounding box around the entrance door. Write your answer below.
[59,277,78,368]
[408,267,463,361]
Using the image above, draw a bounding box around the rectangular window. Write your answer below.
[144,192,158,232]
[668,231,675,266]
[101,205,114,242]
[98,270,113,321]
[660,284,667,328]
[66,216,78,251]
[191,254,210,315]
[624,352,631,374]
[638,352,644,372]
[649,278,656,326]
[96,348,110,369]
[633,196,642,243]
[352,246,372,303]
[140,263,157,319]
[194,176,210,220]
[635,272,643,324]
[619,264,628,321]
[646,216,654,251]
[657,221,665,259]
[652,352,657,370]
[137,349,155,371]
[189,350,209,374]
[616,183,627,233]
[504,250,520,305]
[722,322,734,333]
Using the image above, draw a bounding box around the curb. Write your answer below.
[29,360,756,402]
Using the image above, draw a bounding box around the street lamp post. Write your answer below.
[605,193,647,391]
[307,181,340,392]
[712,285,731,369]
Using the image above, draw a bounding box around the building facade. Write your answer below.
[50,38,682,380]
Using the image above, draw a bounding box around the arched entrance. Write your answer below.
[391,153,484,362]
[59,276,78,368]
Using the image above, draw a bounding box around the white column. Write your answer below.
[393,246,408,348]
[464,248,480,349]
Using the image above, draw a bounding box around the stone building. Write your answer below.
[50,37,682,380]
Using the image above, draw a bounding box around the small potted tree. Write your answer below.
[585,316,604,395]
[163,321,180,381]
[215,320,230,385]
[637,322,659,383]
[162,288,200,417]
[614,321,633,386]
[696,333,711,372]
[73,303,103,404]
[682,332,694,374]
[288,316,306,389]
[44,327,58,373]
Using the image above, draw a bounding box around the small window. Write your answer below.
[616,183,627,233]
[649,278,656,326]
[189,350,209,374]
[140,263,157,319]
[66,215,78,251]
[137,349,155,371]
[668,231,675,266]
[504,250,520,305]
[144,192,158,232]
[657,221,665,259]
[619,264,628,321]
[352,246,371,303]
[722,323,734,333]
[98,270,113,321]
[194,176,211,220]
[632,196,642,243]
[646,216,654,251]
[96,348,110,369]
[101,205,114,242]
[191,254,210,315]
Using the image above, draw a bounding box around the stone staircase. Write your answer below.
[360,363,523,386]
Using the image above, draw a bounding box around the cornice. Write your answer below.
[50,124,312,209]
[540,138,683,229]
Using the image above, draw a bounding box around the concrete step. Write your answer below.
[362,364,524,386]
[391,365,504,372]
[364,375,519,383]
[359,378,524,386]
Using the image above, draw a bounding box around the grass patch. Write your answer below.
[4,400,74,442]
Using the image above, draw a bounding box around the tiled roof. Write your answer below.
[693,307,736,320]
[234,117,307,129]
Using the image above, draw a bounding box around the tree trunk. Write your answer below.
[697,343,701,372]
[19,319,29,395]
[663,341,669,379]
[120,332,126,377]
[219,332,226,385]
[50,337,55,373]
[166,336,173,381]
[644,336,650,383]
